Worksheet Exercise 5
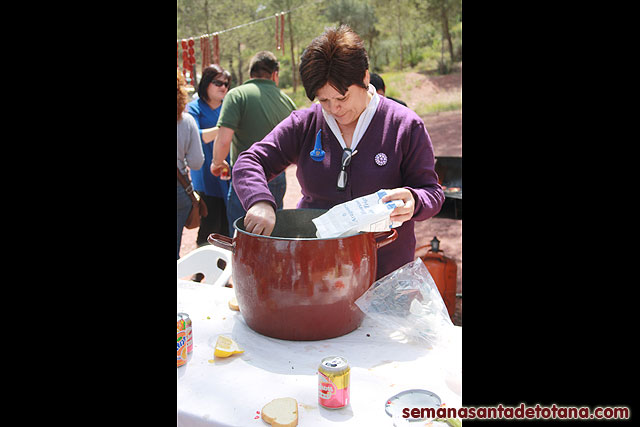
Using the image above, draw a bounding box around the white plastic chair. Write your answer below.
[177,245,233,287]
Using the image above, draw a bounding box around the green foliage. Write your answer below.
[406,47,424,68]
[323,0,378,50]
[414,98,461,116]
[177,0,462,91]
[282,86,313,110]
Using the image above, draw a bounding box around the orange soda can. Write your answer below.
[177,315,188,367]
[178,312,193,353]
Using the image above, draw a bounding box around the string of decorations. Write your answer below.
[275,12,285,54]
[177,0,324,84]
[178,12,286,84]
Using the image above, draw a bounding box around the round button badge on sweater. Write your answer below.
[374,152,388,166]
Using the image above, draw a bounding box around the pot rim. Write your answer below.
[232,208,372,242]
[233,216,369,241]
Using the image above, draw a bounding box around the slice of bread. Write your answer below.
[261,397,298,427]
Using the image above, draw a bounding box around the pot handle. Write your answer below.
[373,229,398,249]
[207,233,235,252]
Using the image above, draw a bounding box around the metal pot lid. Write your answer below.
[385,389,442,421]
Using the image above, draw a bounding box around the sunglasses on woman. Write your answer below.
[337,148,357,191]
[211,80,229,88]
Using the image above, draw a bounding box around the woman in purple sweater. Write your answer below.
[231,25,444,279]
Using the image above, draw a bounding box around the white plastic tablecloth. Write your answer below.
[177,279,462,427]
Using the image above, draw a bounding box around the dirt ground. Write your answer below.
[179,72,462,325]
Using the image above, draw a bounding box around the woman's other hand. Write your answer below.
[380,188,415,225]
[243,201,276,236]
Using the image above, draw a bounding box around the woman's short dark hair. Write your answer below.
[197,64,231,101]
[299,25,369,101]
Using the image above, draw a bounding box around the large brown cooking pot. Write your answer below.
[208,209,397,341]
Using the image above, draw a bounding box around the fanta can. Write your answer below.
[178,312,193,353]
[177,315,188,367]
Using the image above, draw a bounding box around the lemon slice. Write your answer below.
[214,335,244,358]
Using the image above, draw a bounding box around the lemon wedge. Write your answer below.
[214,335,244,358]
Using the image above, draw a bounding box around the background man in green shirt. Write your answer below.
[211,51,297,236]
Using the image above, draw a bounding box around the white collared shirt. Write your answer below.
[321,84,379,151]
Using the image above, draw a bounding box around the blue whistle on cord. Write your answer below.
[309,129,325,161]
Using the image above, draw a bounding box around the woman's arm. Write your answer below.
[201,126,220,143]
[184,115,205,170]
[399,121,445,221]
[231,113,303,235]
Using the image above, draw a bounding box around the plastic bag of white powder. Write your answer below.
[312,190,404,238]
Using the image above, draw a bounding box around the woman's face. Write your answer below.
[316,71,370,127]
[206,75,229,103]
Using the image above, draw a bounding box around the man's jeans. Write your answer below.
[226,172,286,236]
[177,181,193,259]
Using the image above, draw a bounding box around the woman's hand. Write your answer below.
[380,188,415,225]
[243,201,276,236]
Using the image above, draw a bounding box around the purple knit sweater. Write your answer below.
[232,96,444,279]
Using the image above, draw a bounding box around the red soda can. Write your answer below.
[220,165,230,181]
[318,356,350,408]
[178,312,193,353]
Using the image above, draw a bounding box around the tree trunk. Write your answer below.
[397,0,404,69]
[441,3,455,63]
[368,35,375,71]
[229,57,236,85]
[237,41,244,84]
[204,0,210,34]
[287,11,298,92]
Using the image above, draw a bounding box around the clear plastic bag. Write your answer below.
[355,257,454,345]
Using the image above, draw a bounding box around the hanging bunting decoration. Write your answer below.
[213,33,220,65]
[275,13,280,52]
[181,39,189,81]
[178,0,314,64]
[280,12,285,55]
[180,39,197,85]
[187,38,196,67]
[201,35,211,72]
[187,38,196,84]
[200,36,206,70]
